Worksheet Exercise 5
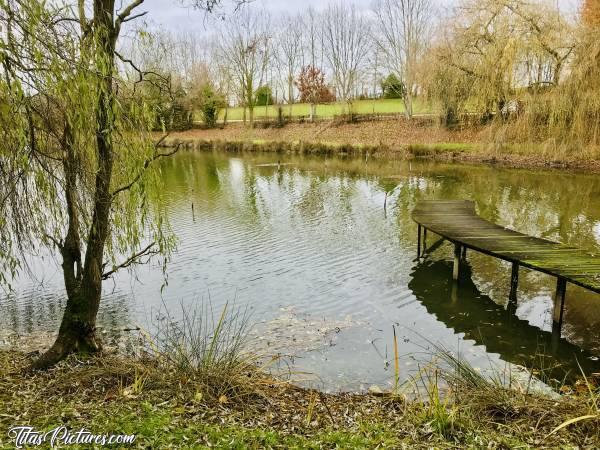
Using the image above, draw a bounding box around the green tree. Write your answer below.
[194,83,226,128]
[381,74,405,99]
[0,0,228,369]
[254,85,273,106]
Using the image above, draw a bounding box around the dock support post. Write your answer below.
[507,262,519,313]
[451,282,458,303]
[461,246,467,260]
[417,225,422,258]
[552,277,567,334]
[422,228,427,255]
[453,243,462,281]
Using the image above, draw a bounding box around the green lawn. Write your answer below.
[201,98,433,122]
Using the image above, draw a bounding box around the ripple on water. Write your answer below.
[2,152,600,391]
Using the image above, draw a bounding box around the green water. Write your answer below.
[2,150,600,391]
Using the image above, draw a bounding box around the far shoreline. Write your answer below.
[157,119,600,174]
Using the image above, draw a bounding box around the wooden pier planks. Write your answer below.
[411,200,600,294]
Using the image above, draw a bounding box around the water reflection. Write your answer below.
[2,150,600,391]
[409,259,600,382]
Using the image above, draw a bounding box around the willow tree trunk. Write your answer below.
[32,0,116,370]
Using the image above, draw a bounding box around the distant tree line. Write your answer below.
[122,0,600,151]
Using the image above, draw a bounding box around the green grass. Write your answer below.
[201,98,433,122]
[88,407,404,449]
[2,349,598,449]
[1,313,597,449]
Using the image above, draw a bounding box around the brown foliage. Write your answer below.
[294,65,336,104]
[582,0,600,26]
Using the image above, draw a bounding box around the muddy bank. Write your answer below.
[160,135,600,173]
[159,120,600,173]
[169,118,479,147]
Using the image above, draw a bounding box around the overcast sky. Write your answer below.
[133,0,580,34]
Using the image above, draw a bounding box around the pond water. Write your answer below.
[3,151,600,391]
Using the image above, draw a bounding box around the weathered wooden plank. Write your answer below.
[412,200,600,294]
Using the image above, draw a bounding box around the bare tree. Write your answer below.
[208,36,234,124]
[301,7,320,71]
[217,8,270,127]
[372,0,433,119]
[300,7,324,120]
[321,2,371,112]
[275,14,303,117]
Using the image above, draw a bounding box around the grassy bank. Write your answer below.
[162,120,600,172]
[1,349,598,449]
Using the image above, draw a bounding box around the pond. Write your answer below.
[3,150,600,391]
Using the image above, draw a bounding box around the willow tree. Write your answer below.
[0,0,202,369]
[436,0,574,119]
[438,0,520,119]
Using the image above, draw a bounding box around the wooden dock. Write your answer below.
[412,200,600,336]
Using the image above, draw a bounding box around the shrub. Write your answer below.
[381,74,405,99]
[194,84,225,128]
[254,85,274,107]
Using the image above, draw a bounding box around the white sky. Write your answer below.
[130,0,581,34]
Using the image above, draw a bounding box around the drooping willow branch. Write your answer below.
[110,142,182,198]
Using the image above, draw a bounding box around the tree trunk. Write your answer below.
[553,59,562,86]
[403,93,413,120]
[288,78,294,119]
[31,0,116,370]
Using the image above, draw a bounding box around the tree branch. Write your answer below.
[44,234,63,250]
[102,242,157,280]
[110,143,181,198]
[114,0,145,39]
[114,51,171,94]
[121,11,148,23]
